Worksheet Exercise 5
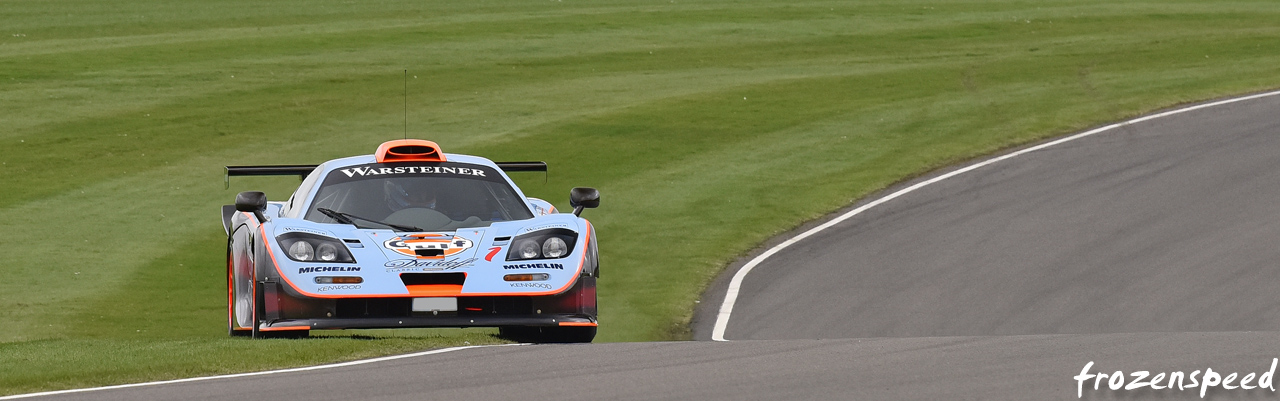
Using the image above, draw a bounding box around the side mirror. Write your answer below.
[569,187,600,217]
[235,191,269,222]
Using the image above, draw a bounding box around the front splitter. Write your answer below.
[263,315,596,330]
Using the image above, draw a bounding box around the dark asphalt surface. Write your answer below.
[23,333,1280,400]
[20,92,1280,400]
[696,92,1280,340]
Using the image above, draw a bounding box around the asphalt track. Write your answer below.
[15,91,1280,400]
[15,333,1280,400]
[700,90,1280,341]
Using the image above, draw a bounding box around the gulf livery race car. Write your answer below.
[221,139,600,342]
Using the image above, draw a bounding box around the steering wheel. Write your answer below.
[384,207,452,230]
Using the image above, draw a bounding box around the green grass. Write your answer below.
[0,332,502,396]
[2,0,1279,394]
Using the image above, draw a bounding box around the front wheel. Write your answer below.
[499,326,596,343]
[259,329,310,339]
[228,253,251,337]
[247,278,309,339]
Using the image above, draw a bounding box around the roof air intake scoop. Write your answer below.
[375,139,446,163]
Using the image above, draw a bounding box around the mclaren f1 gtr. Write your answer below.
[222,139,600,342]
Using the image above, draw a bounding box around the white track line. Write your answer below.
[711,89,1280,342]
[0,344,521,400]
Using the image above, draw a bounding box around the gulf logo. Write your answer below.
[384,233,475,259]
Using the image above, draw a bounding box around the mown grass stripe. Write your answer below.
[2,0,1278,394]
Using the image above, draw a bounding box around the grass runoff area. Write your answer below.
[2,0,1279,394]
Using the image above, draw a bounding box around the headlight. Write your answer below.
[277,233,356,263]
[542,237,568,258]
[506,228,577,261]
[516,239,541,259]
[317,243,339,261]
[288,241,315,261]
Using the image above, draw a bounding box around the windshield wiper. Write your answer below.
[316,208,355,224]
[316,208,423,232]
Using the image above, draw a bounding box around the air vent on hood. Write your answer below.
[375,139,446,163]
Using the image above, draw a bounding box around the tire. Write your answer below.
[232,237,310,339]
[248,275,309,339]
[260,330,310,339]
[499,326,596,343]
[497,326,538,342]
[546,326,596,343]
[249,278,262,339]
[227,250,250,337]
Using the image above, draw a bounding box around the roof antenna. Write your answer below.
[404,70,409,140]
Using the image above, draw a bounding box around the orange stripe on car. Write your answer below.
[259,326,310,331]
[228,254,240,331]
[405,284,464,297]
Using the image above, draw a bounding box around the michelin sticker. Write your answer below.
[299,266,361,274]
[503,263,565,270]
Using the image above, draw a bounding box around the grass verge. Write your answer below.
[2,0,1278,394]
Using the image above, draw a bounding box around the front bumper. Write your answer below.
[262,315,597,331]
[257,277,598,331]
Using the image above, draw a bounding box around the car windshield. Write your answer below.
[303,162,533,231]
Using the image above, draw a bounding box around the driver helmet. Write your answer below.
[385,180,437,212]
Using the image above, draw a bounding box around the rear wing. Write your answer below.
[226,165,319,178]
[492,162,547,172]
[494,162,548,183]
[225,165,318,189]
[224,162,548,187]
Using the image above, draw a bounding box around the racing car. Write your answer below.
[221,139,600,342]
